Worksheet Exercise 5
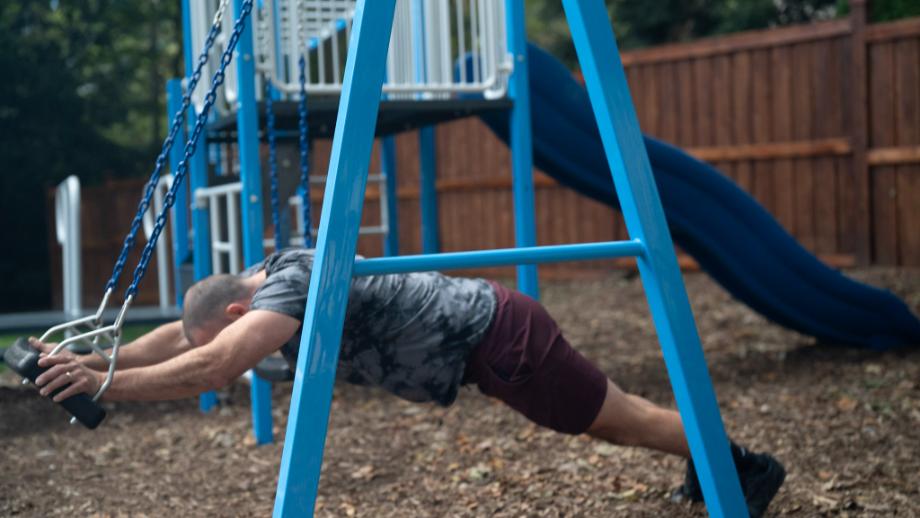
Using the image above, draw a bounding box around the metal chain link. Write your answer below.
[265,77,283,251]
[125,0,255,298]
[106,0,230,292]
[298,54,312,248]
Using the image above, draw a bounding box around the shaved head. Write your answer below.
[182,274,252,345]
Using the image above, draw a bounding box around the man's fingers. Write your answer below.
[28,337,56,354]
[35,361,74,386]
[52,379,88,402]
[37,352,72,369]
[39,370,76,396]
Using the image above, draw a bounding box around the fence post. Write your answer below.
[849,0,872,264]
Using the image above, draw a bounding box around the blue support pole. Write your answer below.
[191,114,217,415]
[273,1,397,515]
[561,1,747,516]
[505,0,540,298]
[381,137,399,256]
[353,240,644,276]
[410,0,439,254]
[181,0,218,413]
[166,78,190,308]
[233,0,274,446]
[418,127,440,254]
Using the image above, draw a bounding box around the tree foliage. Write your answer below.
[526,0,918,68]
[0,0,180,311]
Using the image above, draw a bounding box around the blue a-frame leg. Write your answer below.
[561,1,747,515]
[273,0,746,516]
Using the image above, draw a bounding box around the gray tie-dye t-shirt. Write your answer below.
[241,248,496,406]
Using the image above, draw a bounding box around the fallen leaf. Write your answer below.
[836,396,858,412]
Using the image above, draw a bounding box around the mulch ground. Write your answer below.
[2,268,918,517]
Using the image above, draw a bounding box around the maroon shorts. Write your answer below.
[463,281,608,435]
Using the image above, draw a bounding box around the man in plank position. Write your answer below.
[31,248,785,516]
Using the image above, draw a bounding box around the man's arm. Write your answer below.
[79,321,193,371]
[34,310,300,403]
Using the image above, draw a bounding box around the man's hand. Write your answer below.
[29,338,103,402]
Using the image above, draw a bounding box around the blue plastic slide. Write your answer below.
[477,44,920,350]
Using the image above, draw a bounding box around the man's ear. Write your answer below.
[225,301,250,320]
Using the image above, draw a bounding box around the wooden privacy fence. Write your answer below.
[49,4,920,306]
[619,0,920,267]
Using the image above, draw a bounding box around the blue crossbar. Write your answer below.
[352,240,645,276]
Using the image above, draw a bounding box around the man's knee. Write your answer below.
[587,390,656,446]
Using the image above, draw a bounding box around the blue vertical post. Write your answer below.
[182,0,218,413]
[273,1,397,515]
[381,136,399,256]
[166,78,190,308]
[191,111,217,416]
[418,128,439,253]
[411,0,440,254]
[505,0,539,298]
[233,0,274,446]
[561,0,746,516]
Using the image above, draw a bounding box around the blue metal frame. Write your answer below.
[561,0,746,515]
[273,1,398,514]
[418,127,440,253]
[166,78,190,308]
[181,0,218,413]
[232,0,274,446]
[270,1,747,516]
[168,0,745,514]
[411,0,440,255]
[353,241,644,276]
[381,137,399,256]
[505,0,540,298]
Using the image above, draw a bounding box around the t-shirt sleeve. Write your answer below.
[249,264,310,321]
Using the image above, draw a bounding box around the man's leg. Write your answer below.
[586,379,689,458]
[467,282,785,517]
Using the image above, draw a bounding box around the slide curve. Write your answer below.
[475,44,920,350]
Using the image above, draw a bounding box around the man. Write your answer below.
[31,248,785,516]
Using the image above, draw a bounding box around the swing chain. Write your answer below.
[266,77,283,251]
[105,0,230,294]
[125,0,255,298]
[298,54,312,248]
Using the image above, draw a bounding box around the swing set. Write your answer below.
[4,0,754,516]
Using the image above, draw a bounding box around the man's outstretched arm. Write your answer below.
[78,321,193,371]
[33,310,300,403]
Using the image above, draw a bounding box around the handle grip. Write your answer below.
[3,337,106,429]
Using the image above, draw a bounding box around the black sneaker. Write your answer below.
[671,442,786,518]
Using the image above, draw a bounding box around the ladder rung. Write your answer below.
[352,240,645,276]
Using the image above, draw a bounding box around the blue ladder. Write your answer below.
[272,1,748,517]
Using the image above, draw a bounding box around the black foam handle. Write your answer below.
[3,337,106,429]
